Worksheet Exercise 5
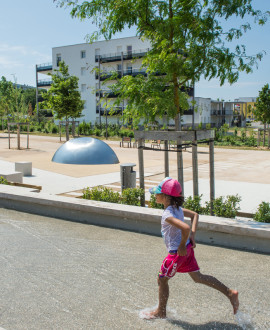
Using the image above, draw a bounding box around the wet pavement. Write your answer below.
[0,208,269,330]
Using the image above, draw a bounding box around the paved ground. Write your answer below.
[0,208,269,330]
[1,133,270,213]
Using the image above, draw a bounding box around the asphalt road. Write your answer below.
[0,208,269,330]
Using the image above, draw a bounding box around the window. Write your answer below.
[126,64,132,74]
[81,84,86,92]
[81,50,86,58]
[117,64,122,73]
[83,100,87,109]
[127,45,132,55]
[81,67,86,76]
[56,54,61,67]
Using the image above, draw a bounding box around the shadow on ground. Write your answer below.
[167,319,242,329]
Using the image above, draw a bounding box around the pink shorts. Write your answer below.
[159,243,200,278]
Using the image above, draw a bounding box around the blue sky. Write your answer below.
[0,0,269,101]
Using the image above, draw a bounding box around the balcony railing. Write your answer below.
[211,110,233,116]
[95,49,149,63]
[183,108,194,115]
[96,68,148,80]
[96,106,124,116]
[37,79,52,87]
[37,63,53,72]
[96,89,119,98]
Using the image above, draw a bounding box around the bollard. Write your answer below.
[120,163,136,192]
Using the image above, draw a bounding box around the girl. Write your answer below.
[146,177,239,319]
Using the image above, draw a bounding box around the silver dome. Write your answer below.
[52,137,119,165]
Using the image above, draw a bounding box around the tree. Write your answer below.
[41,61,84,140]
[55,0,269,129]
[254,84,270,124]
[22,88,37,113]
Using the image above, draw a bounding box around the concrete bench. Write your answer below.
[0,171,23,183]
[15,162,32,176]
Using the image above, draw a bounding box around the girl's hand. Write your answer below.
[189,232,196,248]
[177,244,187,256]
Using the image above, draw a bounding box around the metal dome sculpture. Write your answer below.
[52,137,119,165]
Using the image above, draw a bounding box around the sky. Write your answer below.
[0,0,269,101]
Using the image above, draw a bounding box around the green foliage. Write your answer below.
[0,76,29,121]
[149,194,164,209]
[82,186,144,206]
[121,188,144,206]
[0,176,8,185]
[207,195,241,218]
[184,194,241,218]
[254,84,270,124]
[254,202,270,223]
[41,61,84,123]
[82,186,120,203]
[184,195,207,214]
[55,0,268,127]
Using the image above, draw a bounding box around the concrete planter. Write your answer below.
[0,185,269,253]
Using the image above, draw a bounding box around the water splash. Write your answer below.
[139,305,178,320]
[235,310,254,330]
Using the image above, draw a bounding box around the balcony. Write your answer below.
[96,89,119,98]
[95,49,149,63]
[180,86,194,97]
[96,106,123,116]
[37,79,52,87]
[211,110,233,116]
[96,68,147,81]
[37,63,52,74]
[183,108,194,115]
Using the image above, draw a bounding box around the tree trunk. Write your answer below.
[263,123,266,146]
[72,120,75,137]
[66,119,69,141]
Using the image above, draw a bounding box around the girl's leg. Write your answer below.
[145,276,169,319]
[189,271,239,314]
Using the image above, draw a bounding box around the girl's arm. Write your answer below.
[182,208,199,248]
[165,216,190,256]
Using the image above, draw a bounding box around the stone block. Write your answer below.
[15,162,32,176]
[0,171,23,183]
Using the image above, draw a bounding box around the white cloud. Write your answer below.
[0,56,22,68]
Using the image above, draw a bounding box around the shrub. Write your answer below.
[206,194,241,218]
[93,128,101,136]
[254,202,270,223]
[82,186,120,203]
[184,195,206,214]
[149,194,164,209]
[121,188,144,206]
[0,176,8,185]
[128,131,134,138]
[51,125,58,134]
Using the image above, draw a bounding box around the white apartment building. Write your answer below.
[36,36,236,128]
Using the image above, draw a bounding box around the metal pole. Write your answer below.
[105,98,108,140]
[164,140,169,177]
[8,124,10,149]
[192,137,199,197]
[98,55,101,126]
[27,123,29,149]
[35,65,39,123]
[17,124,20,150]
[121,51,124,122]
[192,81,195,129]
[175,114,184,194]
[209,138,215,215]
[138,138,145,206]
